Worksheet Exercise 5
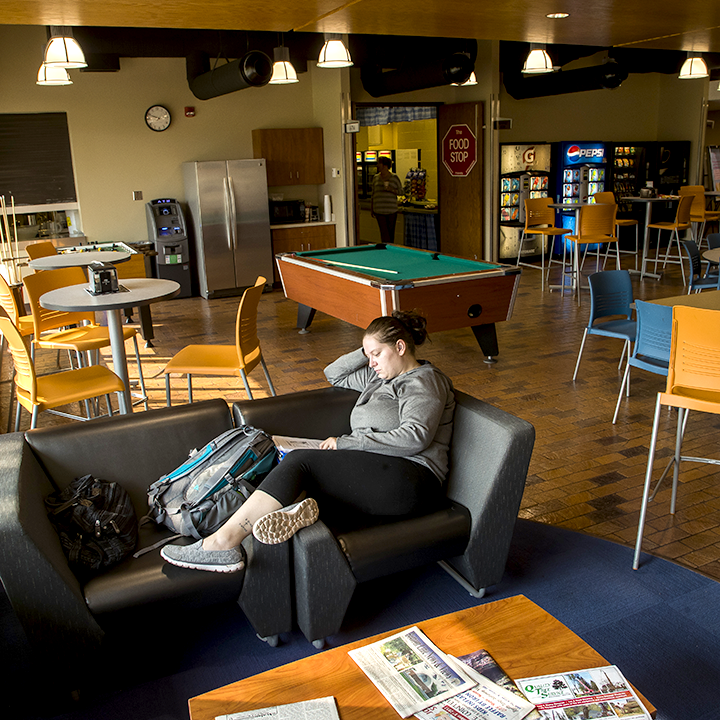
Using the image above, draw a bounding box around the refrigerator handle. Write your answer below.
[223,177,236,251]
[227,175,238,250]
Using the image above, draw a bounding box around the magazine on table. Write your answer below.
[515,665,652,720]
[348,626,476,718]
[272,435,323,459]
[414,652,536,720]
[215,695,340,719]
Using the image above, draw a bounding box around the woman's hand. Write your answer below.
[320,437,338,450]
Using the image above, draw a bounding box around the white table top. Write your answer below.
[703,248,720,264]
[29,251,131,270]
[39,277,180,312]
[549,202,587,209]
[625,196,679,203]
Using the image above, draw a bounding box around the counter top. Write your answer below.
[270,221,336,230]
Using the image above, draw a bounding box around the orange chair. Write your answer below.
[516,197,570,292]
[646,194,693,285]
[593,191,639,270]
[0,317,124,430]
[25,241,58,260]
[679,185,720,248]
[163,276,276,404]
[633,305,720,569]
[565,203,618,306]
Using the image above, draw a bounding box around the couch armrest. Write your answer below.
[444,391,535,592]
[0,434,104,670]
[233,387,359,438]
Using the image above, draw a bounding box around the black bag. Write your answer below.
[45,474,138,574]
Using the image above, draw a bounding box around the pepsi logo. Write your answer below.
[566,145,605,163]
[567,145,581,162]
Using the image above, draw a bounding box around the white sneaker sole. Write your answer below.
[253,498,319,545]
[160,548,244,573]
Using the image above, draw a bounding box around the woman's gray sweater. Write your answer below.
[323,348,455,481]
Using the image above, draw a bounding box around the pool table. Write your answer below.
[276,244,521,362]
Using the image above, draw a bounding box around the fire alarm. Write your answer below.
[184,107,196,117]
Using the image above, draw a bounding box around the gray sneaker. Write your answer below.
[253,497,319,545]
[161,539,245,573]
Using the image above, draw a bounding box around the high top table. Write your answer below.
[625,196,679,280]
[40,278,180,413]
[27,250,130,271]
[188,595,655,720]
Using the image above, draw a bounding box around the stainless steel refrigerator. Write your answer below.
[183,159,273,299]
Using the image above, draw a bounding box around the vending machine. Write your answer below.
[499,143,552,260]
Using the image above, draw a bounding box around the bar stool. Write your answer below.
[679,185,720,249]
[647,194,693,285]
[515,197,570,292]
[633,305,720,569]
[594,191,639,270]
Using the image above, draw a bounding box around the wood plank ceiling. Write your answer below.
[3,0,720,53]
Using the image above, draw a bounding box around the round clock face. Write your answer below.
[145,105,171,132]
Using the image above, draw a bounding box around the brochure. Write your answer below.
[516,665,652,720]
[348,626,476,718]
[215,695,340,720]
[272,435,323,459]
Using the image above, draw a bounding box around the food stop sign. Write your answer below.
[442,124,477,177]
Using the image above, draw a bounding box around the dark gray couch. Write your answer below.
[234,386,536,647]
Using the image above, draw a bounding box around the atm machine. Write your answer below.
[145,198,192,298]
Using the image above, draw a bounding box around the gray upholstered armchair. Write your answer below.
[234,386,536,647]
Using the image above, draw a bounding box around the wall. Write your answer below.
[0,25,347,246]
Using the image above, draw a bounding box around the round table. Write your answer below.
[702,247,720,265]
[625,196,679,280]
[28,250,130,271]
[40,278,180,413]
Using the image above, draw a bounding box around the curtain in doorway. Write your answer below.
[357,106,437,127]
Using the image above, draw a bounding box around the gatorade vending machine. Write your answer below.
[498,142,552,260]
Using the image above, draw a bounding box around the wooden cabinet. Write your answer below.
[252,128,325,185]
[271,224,336,283]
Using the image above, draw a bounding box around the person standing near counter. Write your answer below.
[371,157,404,244]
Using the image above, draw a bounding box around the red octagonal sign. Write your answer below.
[442,124,477,177]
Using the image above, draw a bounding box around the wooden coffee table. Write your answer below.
[188,594,655,719]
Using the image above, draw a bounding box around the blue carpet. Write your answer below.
[4,519,719,720]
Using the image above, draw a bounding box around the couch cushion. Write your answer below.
[83,523,244,616]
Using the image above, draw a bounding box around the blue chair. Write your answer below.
[681,240,720,293]
[612,300,672,424]
[572,270,636,381]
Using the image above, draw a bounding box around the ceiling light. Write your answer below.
[678,55,708,79]
[317,35,353,69]
[523,46,554,74]
[36,63,72,86]
[452,71,477,87]
[546,12,569,19]
[269,46,298,85]
[43,26,87,68]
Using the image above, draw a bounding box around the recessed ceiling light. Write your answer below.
[546,12,570,19]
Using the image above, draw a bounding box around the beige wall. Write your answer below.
[0,25,347,246]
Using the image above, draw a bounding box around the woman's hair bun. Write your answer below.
[365,310,428,351]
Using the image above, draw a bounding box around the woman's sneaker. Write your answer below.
[252,498,319,545]
[161,539,245,573]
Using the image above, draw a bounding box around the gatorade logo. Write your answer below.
[566,145,605,163]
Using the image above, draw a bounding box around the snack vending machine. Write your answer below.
[498,143,552,260]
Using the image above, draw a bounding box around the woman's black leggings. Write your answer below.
[257,449,443,517]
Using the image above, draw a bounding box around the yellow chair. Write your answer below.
[516,197,570,292]
[593,191,639,270]
[565,203,618,306]
[25,241,58,260]
[163,276,276,405]
[23,266,148,410]
[647,194,693,285]
[679,185,720,248]
[0,317,125,430]
[633,305,720,569]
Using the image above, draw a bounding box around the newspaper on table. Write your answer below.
[215,695,339,720]
[348,626,476,718]
[515,665,652,720]
[272,435,323,459]
[414,652,536,720]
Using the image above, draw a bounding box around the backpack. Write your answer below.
[142,426,277,542]
[45,474,138,575]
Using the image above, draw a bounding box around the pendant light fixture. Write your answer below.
[452,72,478,87]
[317,34,353,68]
[36,63,72,86]
[522,44,553,74]
[269,45,298,84]
[43,26,87,69]
[678,54,708,79]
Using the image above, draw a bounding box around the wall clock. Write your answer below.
[145,105,171,132]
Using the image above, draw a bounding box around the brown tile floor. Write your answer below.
[4,245,720,582]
